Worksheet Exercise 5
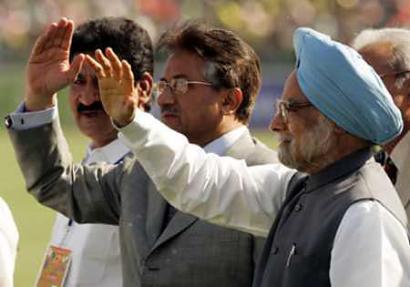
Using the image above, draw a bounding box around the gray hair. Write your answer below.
[352,28,410,88]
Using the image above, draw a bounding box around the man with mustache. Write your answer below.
[7,19,279,286]
[352,28,410,224]
[87,27,410,286]
[6,17,153,286]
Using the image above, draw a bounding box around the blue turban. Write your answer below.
[294,27,403,144]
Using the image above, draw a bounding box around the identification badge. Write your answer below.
[36,245,72,287]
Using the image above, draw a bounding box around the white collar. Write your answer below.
[203,126,247,156]
[84,138,130,164]
[390,131,410,171]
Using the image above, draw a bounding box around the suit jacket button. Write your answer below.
[147,266,160,271]
[294,203,303,212]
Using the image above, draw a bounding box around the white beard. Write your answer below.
[278,116,335,172]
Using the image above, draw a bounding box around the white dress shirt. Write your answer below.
[0,197,18,287]
[48,139,129,287]
[391,131,410,220]
[117,111,410,287]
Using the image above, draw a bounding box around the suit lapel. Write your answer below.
[225,129,255,160]
[149,129,254,252]
[150,212,198,251]
[145,182,168,247]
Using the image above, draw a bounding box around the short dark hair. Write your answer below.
[70,17,153,110]
[157,21,261,124]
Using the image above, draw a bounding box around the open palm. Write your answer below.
[25,18,83,109]
[87,48,137,126]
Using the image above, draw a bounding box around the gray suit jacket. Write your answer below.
[8,119,278,287]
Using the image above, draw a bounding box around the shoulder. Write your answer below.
[247,137,278,165]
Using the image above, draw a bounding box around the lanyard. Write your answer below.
[59,218,73,246]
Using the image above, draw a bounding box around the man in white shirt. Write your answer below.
[7,19,279,286]
[88,27,410,286]
[352,28,410,222]
[0,197,18,287]
[19,17,153,286]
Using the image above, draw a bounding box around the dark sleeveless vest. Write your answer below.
[253,148,407,287]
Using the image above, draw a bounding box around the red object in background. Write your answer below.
[137,0,181,22]
[386,1,410,26]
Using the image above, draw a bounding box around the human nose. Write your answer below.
[270,110,286,133]
[156,84,175,106]
[79,82,100,105]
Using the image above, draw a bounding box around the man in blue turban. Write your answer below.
[11,23,410,287]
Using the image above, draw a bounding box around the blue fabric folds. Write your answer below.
[294,27,403,144]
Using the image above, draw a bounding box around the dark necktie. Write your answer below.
[161,204,177,232]
[374,151,398,185]
[384,157,398,185]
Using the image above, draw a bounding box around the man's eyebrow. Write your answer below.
[160,74,188,81]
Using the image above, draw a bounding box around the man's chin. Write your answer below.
[161,116,181,131]
[78,110,104,118]
[278,145,301,170]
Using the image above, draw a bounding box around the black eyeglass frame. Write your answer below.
[379,70,410,79]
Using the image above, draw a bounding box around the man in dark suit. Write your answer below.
[7,19,277,286]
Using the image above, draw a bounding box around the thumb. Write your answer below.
[67,53,85,82]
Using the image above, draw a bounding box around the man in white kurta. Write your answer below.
[88,27,410,286]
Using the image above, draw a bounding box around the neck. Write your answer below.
[304,135,370,175]
[90,134,118,150]
[191,121,244,147]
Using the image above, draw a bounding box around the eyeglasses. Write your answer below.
[155,78,213,96]
[275,99,313,123]
[379,70,410,79]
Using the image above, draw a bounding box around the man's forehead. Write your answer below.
[163,50,206,78]
[282,71,308,102]
[359,43,395,73]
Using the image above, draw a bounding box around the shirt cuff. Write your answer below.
[8,102,57,130]
[117,110,152,148]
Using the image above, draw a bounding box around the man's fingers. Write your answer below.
[122,60,134,86]
[30,23,57,57]
[52,18,69,48]
[67,53,85,82]
[95,49,113,77]
[40,22,59,51]
[61,19,75,51]
[86,55,106,78]
[106,48,123,80]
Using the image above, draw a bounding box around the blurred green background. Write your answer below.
[1,0,409,285]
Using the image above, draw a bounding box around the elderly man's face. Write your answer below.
[359,44,410,132]
[270,71,335,173]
